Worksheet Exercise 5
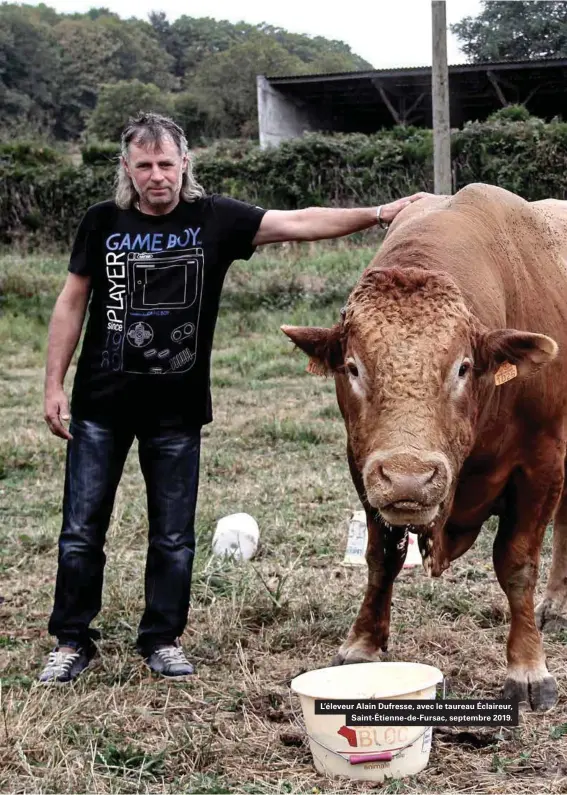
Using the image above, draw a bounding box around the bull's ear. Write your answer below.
[478,329,558,381]
[281,324,343,376]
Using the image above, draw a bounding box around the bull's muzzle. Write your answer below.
[363,450,451,527]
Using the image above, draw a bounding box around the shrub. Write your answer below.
[452,117,567,200]
[3,116,567,247]
[0,164,114,245]
[81,142,119,166]
[0,142,61,168]
[487,104,533,123]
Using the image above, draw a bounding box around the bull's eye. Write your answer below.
[458,359,472,378]
[346,359,359,377]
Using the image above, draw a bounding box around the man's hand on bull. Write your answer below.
[377,192,435,226]
[252,192,435,246]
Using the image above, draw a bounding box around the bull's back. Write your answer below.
[530,199,567,267]
[379,184,567,345]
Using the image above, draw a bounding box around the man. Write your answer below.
[39,112,427,683]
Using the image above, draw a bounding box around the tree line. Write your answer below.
[0,3,371,143]
[2,2,566,147]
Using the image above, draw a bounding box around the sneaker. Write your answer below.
[145,640,194,678]
[38,646,93,684]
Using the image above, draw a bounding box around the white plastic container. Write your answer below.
[212,513,259,560]
[291,661,443,782]
[343,511,422,569]
[343,511,368,565]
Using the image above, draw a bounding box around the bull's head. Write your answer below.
[282,267,557,530]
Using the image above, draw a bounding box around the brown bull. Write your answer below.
[282,184,567,711]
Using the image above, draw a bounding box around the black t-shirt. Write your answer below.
[69,195,266,427]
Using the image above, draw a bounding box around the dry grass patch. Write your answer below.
[1,247,566,793]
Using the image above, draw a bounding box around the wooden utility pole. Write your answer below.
[431,0,452,193]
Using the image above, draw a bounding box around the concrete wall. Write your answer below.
[257,75,319,148]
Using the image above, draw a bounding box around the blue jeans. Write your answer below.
[48,417,201,656]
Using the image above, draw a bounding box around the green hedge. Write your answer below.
[195,128,433,209]
[2,117,567,246]
[3,165,114,245]
[0,142,62,168]
[452,117,567,199]
[81,142,119,167]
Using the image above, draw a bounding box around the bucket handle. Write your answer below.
[348,751,394,765]
[308,727,429,766]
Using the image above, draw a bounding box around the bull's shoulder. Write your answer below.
[387,183,524,239]
[386,193,449,236]
[454,182,528,209]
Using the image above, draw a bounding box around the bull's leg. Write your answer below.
[492,463,563,711]
[332,509,407,665]
[332,446,407,665]
[536,488,567,631]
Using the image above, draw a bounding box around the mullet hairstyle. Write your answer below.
[115,112,205,209]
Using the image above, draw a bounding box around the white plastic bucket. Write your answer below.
[212,513,259,560]
[291,661,443,782]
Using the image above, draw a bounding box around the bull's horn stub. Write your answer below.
[494,362,518,386]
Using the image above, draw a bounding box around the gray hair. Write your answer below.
[115,112,205,209]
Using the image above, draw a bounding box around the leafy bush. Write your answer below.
[452,117,567,200]
[3,117,567,247]
[0,143,61,168]
[1,165,114,245]
[487,104,534,123]
[195,130,433,209]
[81,142,119,166]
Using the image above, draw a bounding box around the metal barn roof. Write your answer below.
[262,58,567,130]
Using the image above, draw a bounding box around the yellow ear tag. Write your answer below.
[495,362,518,386]
[306,358,327,376]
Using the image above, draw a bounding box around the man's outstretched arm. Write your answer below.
[252,193,432,246]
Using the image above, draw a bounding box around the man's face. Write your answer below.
[123,136,187,213]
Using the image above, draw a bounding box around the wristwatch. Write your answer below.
[376,206,389,229]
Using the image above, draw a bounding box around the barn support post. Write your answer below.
[372,79,402,125]
[431,0,452,194]
[487,70,508,106]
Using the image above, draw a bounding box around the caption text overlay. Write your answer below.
[314,699,518,726]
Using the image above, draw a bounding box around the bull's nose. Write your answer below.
[378,465,437,491]
[364,450,450,509]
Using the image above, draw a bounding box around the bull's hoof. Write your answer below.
[535,599,567,633]
[331,647,385,666]
[502,674,557,712]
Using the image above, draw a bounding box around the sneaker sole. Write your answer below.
[144,666,194,681]
[38,660,93,685]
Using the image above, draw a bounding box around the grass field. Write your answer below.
[1,239,566,794]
